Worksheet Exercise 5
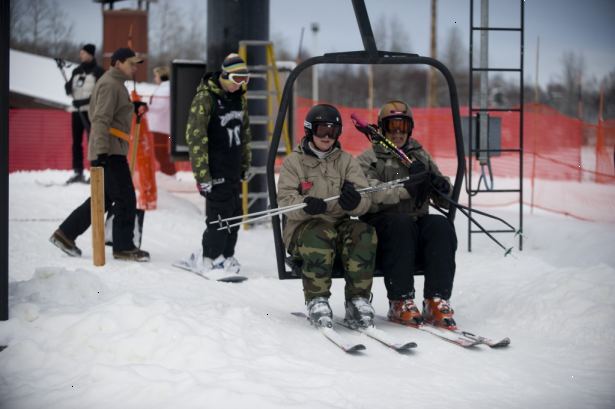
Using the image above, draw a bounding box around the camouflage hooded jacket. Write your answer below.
[357,138,451,218]
[185,71,251,185]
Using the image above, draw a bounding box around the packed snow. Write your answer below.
[1,170,614,409]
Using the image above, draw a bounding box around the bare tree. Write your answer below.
[10,0,75,57]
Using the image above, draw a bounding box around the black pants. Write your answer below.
[366,213,457,300]
[59,155,137,251]
[71,111,90,172]
[203,183,241,259]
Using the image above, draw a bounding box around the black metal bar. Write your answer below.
[467,0,475,252]
[470,68,522,72]
[471,27,522,32]
[469,107,522,112]
[351,0,378,57]
[471,230,517,234]
[519,0,525,250]
[267,53,464,280]
[468,189,522,193]
[1,0,9,321]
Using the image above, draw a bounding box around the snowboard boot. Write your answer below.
[49,229,82,257]
[423,297,456,329]
[222,256,241,274]
[66,171,88,185]
[113,248,150,262]
[387,298,423,325]
[344,296,375,328]
[306,296,333,328]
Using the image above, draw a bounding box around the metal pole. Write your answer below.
[428,0,438,107]
[478,0,489,164]
[311,23,319,103]
[1,0,10,321]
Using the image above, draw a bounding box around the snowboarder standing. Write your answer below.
[277,104,377,328]
[184,53,252,276]
[50,48,150,262]
[357,100,458,328]
[63,43,104,184]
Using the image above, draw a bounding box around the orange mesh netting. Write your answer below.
[129,91,158,210]
[291,98,615,222]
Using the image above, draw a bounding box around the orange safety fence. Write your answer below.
[291,98,615,222]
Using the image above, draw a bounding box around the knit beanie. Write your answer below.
[221,53,248,74]
[82,44,96,56]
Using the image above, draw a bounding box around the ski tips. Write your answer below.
[350,112,367,127]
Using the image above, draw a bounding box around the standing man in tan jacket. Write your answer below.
[50,48,150,262]
[277,104,377,329]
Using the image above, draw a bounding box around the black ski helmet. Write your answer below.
[378,100,414,137]
[304,104,343,139]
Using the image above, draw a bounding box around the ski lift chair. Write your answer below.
[267,0,465,280]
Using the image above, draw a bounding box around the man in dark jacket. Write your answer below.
[183,53,252,277]
[64,43,104,184]
[50,48,150,262]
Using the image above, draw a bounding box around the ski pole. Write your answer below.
[213,175,411,227]
[352,112,517,253]
[217,176,411,231]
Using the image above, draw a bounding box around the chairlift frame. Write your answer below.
[267,0,466,280]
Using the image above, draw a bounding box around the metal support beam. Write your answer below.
[1,0,10,321]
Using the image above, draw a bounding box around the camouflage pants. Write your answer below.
[290,218,377,302]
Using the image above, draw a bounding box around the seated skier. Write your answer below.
[277,104,377,329]
[357,100,458,329]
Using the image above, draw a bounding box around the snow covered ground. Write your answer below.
[1,171,615,409]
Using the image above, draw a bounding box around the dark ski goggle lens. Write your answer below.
[385,117,411,134]
[313,123,341,139]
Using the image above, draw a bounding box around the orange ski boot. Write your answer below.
[423,297,456,329]
[387,298,423,325]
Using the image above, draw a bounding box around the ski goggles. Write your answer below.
[384,117,412,134]
[227,72,250,85]
[313,122,342,139]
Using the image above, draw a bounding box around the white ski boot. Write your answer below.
[307,296,333,328]
[345,296,375,328]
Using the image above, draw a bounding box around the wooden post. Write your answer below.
[90,166,105,266]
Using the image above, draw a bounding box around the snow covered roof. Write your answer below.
[9,48,158,109]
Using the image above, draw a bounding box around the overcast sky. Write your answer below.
[58,0,615,88]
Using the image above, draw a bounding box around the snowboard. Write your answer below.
[172,259,248,283]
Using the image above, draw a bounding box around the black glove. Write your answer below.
[431,173,450,195]
[133,101,148,117]
[91,153,108,167]
[64,81,72,96]
[403,161,430,206]
[303,197,327,215]
[338,180,361,211]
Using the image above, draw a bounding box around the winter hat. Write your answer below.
[221,53,248,74]
[110,47,144,65]
[82,43,96,56]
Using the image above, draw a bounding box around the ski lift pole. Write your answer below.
[217,176,410,231]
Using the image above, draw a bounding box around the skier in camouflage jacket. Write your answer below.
[185,53,251,270]
[357,100,458,328]
[278,104,377,326]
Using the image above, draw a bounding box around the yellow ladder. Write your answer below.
[238,40,292,228]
